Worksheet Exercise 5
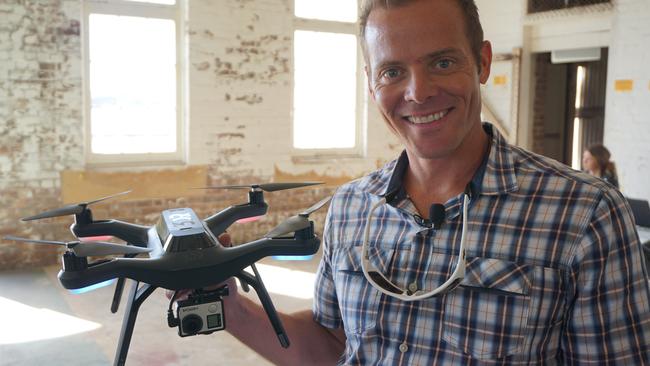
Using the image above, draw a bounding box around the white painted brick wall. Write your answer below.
[2,0,648,211]
[478,0,650,201]
[186,0,398,179]
[604,0,650,200]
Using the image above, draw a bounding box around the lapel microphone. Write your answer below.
[414,203,446,230]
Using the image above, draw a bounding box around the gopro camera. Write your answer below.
[176,287,228,337]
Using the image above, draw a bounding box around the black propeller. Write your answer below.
[4,235,151,257]
[21,190,131,221]
[196,182,322,192]
[265,196,332,238]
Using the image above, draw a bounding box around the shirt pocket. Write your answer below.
[443,257,533,360]
[334,245,394,334]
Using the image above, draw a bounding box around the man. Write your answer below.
[189,0,650,364]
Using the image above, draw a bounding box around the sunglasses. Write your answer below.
[361,193,469,301]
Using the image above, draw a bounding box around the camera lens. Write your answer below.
[181,314,203,335]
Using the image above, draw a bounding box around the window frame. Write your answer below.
[527,0,611,14]
[82,0,185,166]
[291,3,367,157]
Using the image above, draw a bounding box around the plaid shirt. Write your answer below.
[313,123,650,365]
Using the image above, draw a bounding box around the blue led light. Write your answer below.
[271,255,315,261]
[68,279,116,294]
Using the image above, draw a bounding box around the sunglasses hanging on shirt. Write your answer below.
[360,192,469,301]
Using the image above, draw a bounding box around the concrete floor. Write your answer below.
[0,255,320,366]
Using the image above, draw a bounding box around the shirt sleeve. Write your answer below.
[313,206,343,329]
[563,188,650,364]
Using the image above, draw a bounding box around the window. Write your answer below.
[528,0,611,14]
[83,0,183,165]
[293,1,365,153]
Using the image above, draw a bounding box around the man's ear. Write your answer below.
[365,65,376,100]
[479,40,492,84]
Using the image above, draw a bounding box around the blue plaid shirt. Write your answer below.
[313,124,650,365]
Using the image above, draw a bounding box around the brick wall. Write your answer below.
[0,0,84,268]
[0,0,399,269]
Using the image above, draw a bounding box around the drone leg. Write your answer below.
[110,277,126,313]
[114,280,157,366]
[236,265,290,348]
[110,254,137,313]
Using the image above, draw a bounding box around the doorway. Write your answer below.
[534,48,608,169]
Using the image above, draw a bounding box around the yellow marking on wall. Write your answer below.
[61,166,208,203]
[493,75,507,86]
[614,79,634,92]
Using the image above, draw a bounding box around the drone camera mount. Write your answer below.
[172,286,229,337]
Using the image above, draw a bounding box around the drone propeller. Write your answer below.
[3,235,151,257]
[196,182,322,192]
[21,190,131,221]
[265,196,332,238]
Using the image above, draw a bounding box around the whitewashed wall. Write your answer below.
[478,0,650,201]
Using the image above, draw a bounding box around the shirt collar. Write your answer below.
[377,122,518,203]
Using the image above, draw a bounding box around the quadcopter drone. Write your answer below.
[5,182,330,366]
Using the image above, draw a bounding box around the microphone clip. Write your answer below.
[414,203,445,230]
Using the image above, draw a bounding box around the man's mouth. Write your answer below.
[405,109,450,124]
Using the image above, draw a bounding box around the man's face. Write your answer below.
[364,0,491,160]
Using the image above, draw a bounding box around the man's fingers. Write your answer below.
[218,232,232,247]
[165,288,191,301]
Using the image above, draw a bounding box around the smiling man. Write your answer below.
[361,0,491,214]
[193,1,650,365]
[311,0,650,364]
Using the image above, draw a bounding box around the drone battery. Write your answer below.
[176,290,226,337]
[157,208,217,253]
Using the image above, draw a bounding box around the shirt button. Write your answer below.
[408,282,418,293]
[399,342,408,353]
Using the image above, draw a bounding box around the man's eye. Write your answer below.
[381,69,401,79]
[436,59,454,69]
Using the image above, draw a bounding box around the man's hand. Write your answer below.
[164,233,239,301]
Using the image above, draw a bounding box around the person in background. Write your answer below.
[583,143,619,188]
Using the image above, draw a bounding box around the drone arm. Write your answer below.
[236,267,289,348]
[72,220,149,246]
[229,226,320,259]
[204,203,268,238]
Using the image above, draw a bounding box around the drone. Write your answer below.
[5,182,330,366]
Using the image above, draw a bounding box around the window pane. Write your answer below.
[89,14,176,154]
[295,0,357,22]
[293,31,357,149]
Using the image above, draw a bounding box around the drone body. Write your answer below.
[5,183,329,366]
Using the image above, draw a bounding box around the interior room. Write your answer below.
[1,0,649,364]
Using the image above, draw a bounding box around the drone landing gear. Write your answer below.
[114,280,157,366]
[112,267,289,365]
[237,264,290,348]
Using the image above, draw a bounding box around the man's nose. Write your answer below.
[404,70,437,104]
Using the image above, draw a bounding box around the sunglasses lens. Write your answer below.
[445,277,463,293]
[368,271,403,294]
